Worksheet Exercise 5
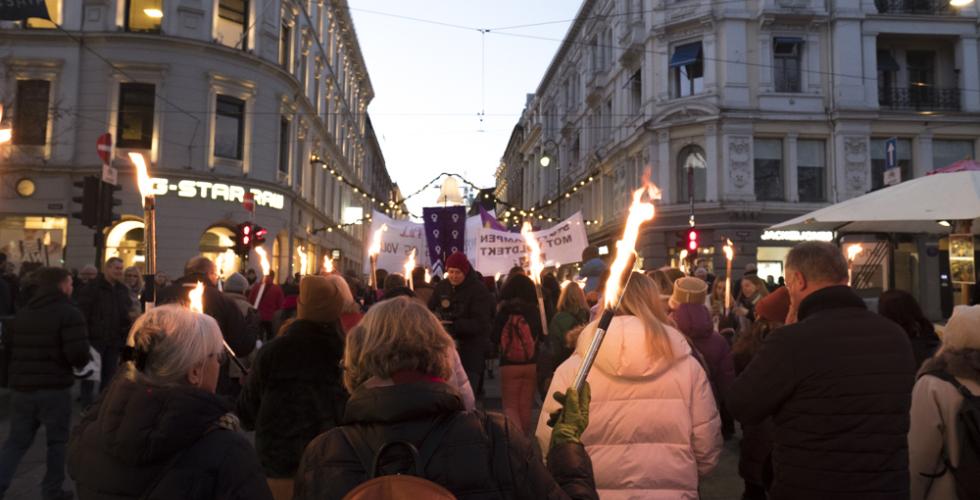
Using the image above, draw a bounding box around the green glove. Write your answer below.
[549,383,591,448]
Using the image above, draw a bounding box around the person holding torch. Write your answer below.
[535,176,721,498]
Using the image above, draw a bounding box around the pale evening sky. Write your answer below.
[348,1,582,219]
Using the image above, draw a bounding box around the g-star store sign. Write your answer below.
[145,178,285,210]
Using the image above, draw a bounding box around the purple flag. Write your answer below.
[423,206,467,273]
[479,206,508,231]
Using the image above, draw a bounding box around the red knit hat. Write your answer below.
[445,252,472,275]
[755,286,790,324]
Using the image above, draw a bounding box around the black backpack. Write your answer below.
[923,371,980,499]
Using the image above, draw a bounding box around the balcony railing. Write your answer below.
[879,86,961,111]
[874,0,954,15]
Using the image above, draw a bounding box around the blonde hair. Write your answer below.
[646,269,674,295]
[343,297,454,392]
[557,281,588,314]
[742,275,770,299]
[126,305,224,386]
[602,272,674,359]
[712,277,726,301]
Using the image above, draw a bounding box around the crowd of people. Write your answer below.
[0,240,976,500]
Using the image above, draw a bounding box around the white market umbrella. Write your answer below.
[771,170,980,235]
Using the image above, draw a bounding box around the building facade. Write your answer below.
[0,0,399,280]
[499,0,980,315]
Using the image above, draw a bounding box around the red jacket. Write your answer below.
[248,279,284,322]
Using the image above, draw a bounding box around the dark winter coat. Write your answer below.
[727,285,916,500]
[428,272,492,355]
[670,304,736,398]
[237,319,347,478]
[68,372,273,500]
[294,381,597,500]
[8,290,90,390]
[545,309,589,373]
[492,298,544,366]
[76,276,132,348]
[157,274,254,395]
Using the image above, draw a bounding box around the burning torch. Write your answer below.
[723,239,734,315]
[404,248,416,290]
[252,246,271,309]
[188,282,248,374]
[130,152,157,306]
[521,221,550,336]
[572,175,661,392]
[323,255,334,274]
[368,224,388,289]
[846,243,863,286]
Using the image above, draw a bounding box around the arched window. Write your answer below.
[105,219,145,270]
[678,145,707,203]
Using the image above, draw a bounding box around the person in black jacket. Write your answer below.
[295,297,596,500]
[428,252,492,394]
[156,256,254,397]
[76,257,132,406]
[238,275,348,499]
[727,242,916,500]
[68,304,272,500]
[492,273,544,434]
[0,267,90,500]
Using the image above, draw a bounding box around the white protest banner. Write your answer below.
[363,211,426,275]
[475,212,589,277]
[463,214,482,263]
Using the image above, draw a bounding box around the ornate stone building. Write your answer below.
[0,0,398,277]
[498,0,980,289]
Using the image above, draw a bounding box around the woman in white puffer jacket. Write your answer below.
[536,272,722,500]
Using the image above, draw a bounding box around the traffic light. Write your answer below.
[99,182,122,227]
[72,176,99,228]
[234,222,254,255]
[686,227,699,252]
[253,225,267,246]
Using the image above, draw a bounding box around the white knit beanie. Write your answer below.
[942,305,980,351]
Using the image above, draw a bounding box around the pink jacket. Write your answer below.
[536,315,722,499]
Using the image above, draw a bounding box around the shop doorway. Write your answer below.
[200,225,241,275]
[0,216,67,271]
[105,219,145,271]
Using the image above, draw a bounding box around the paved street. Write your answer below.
[1,369,743,499]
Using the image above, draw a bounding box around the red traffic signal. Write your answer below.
[234,222,255,255]
[686,227,699,252]
[253,225,267,246]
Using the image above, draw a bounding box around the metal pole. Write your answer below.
[142,196,156,307]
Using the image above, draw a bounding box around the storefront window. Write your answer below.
[932,139,974,171]
[0,216,67,271]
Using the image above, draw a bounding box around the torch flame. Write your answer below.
[215,249,235,279]
[846,243,864,262]
[254,246,271,276]
[424,268,431,283]
[723,239,734,261]
[603,172,661,308]
[521,222,544,285]
[188,281,205,314]
[128,152,153,207]
[298,247,308,275]
[403,248,416,278]
[369,224,388,257]
[323,255,334,274]
[0,104,9,144]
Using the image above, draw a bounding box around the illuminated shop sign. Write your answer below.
[761,230,834,242]
[146,178,285,210]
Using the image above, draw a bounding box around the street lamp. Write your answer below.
[540,139,561,219]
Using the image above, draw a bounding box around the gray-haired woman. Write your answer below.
[68,305,272,500]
